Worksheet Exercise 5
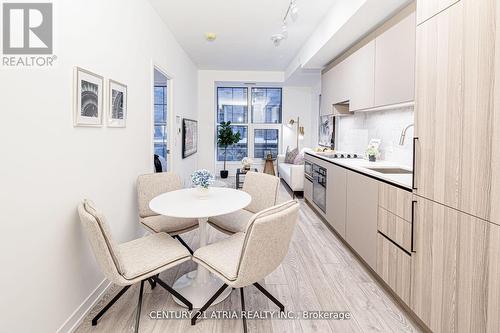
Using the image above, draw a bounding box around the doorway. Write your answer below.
[153,67,170,172]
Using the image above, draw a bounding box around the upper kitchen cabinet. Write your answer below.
[414,0,500,224]
[320,4,416,114]
[374,10,416,108]
[416,0,460,25]
[348,41,375,111]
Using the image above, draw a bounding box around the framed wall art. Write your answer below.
[73,67,104,127]
[182,118,198,158]
[107,79,127,127]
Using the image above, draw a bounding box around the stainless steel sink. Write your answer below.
[367,167,412,174]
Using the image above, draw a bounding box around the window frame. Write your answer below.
[215,85,282,163]
[216,87,248,124]
[250,87,283,124]
[154,85,168,160]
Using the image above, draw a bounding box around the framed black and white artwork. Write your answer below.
[74,67,103,127]
[319,114,334,147]
[107,79,127,127]
[182,118,198,158]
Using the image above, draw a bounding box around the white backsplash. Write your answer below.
[336,105,414,168]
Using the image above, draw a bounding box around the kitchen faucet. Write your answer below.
[399,123,414,145]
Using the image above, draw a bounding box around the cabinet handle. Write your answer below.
[412,137,419,190]
[411,200,417,253]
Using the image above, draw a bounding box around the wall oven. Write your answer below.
[304,161,313,181]
[312,164,327,213]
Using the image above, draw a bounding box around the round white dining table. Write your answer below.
[149,187,251,308]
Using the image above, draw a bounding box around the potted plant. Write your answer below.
[217,121,241,178]
[191,169,214,199]
[366,145,380,162]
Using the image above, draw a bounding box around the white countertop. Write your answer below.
[306,152,413,190]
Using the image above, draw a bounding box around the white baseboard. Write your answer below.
[56,279,112,333]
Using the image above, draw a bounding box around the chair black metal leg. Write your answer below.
[174,235,194,255]
[240,288,248,333]
[152,275,193,310]
[191,284,229,326]
[92,285,131,326]
[134,280,145,333]
[253,282,285,312]
[147,278,156,290]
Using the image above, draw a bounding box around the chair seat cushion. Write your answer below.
[140,215,198,235]
[118,233,190,280]
[208,209,254,234]
[193,232,246,281]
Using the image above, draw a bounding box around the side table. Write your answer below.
[235,168,258,189]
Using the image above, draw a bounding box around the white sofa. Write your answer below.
[277,154,304,192]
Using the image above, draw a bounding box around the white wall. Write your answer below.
[0,0,197,332]
[336,106,414,167]
[197,70,316,174]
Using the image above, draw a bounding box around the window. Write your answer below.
[217,125,248,161]
[251,88,282,124]
[254,129,279,159]
[154,85,168,159]
[217,87,248,124]
[216,86,282,162]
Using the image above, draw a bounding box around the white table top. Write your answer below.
[149,187,252,219]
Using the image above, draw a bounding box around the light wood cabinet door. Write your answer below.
[346,171,379,269]
[377,208,412,253]
[411,196,500,332]
[414,0,500,224]
[376,233,411,305]
[348,40,375,111]
[378,182,413,222]
[374,11,416,107]
[416,0,459,25]
[326,164,347,238]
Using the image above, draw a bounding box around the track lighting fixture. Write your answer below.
[271,0,299,47]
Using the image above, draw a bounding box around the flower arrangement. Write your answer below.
[366,145,380,162]
[241,157,253,170]
[191,169,215,189]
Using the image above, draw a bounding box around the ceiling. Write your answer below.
[149,0,336,71]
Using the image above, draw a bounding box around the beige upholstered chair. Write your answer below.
[78,199,192,333]
[137,172,198,253]
[191,199,300,326]
[208,171,280,234]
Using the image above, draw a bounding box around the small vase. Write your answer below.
[369,155,376,162]
[195,186,210,199]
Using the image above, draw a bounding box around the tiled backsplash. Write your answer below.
[336,105,414,167]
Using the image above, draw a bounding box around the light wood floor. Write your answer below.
[76,184,422,333]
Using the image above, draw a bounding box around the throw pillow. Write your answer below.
[285,147,299,164]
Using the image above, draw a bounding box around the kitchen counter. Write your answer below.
[305,151,413,190]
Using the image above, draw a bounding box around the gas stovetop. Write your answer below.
[332,152,361,159]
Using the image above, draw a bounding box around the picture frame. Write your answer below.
[73,67,104,127]
[107,79,127,127]
[182,118,198,158]
[319,114,334,147]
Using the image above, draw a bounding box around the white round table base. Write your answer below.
[172,270,232,309]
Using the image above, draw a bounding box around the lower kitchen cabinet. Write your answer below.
[304,177,312,202]
[326,164,347,238]
[376,233,411,304]
[412,196,500,333]
[346,171,379,269]
[377,207,412,253]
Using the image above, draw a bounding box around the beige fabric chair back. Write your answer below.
[137,172,182,218]
[242,172,280,213]
[234,200,299,287]
[78,200,124,284]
